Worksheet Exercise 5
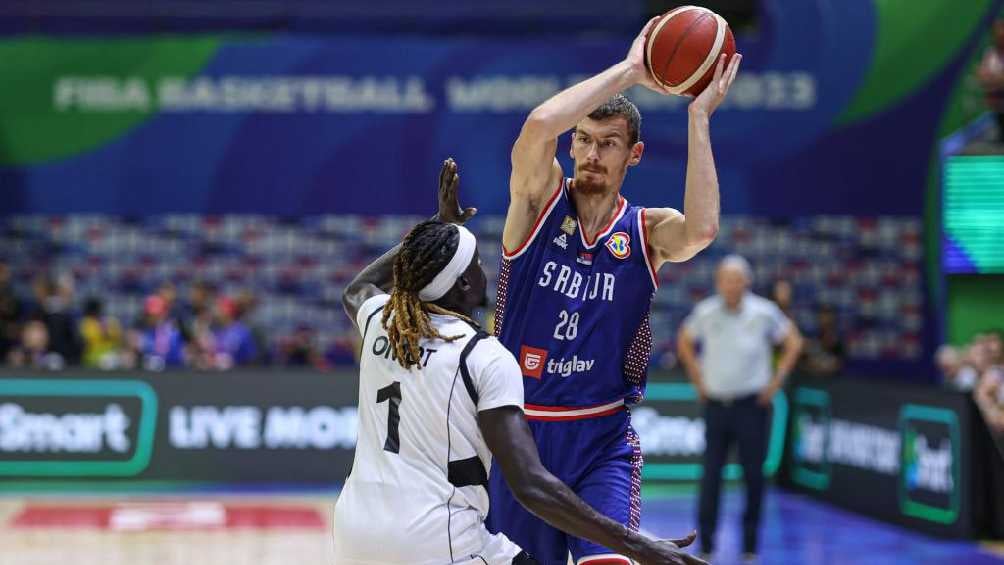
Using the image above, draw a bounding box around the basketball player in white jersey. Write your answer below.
[336,159,706,565]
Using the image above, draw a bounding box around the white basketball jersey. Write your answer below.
[334,294,525,565]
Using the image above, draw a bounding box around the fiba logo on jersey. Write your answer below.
[519,345,549,379]
[606,232,631,259]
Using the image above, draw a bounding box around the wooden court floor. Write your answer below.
[3,491,1002,565]
[0,496,337,565]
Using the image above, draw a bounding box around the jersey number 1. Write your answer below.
[376,382,402,454]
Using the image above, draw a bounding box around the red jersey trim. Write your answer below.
[523,399,626,421]
[501,178,565,260]
[639,208,659,290]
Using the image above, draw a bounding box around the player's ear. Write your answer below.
[628,141,644,167]
[457,275,471,291]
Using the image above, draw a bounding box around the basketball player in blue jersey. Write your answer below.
[487,18,742,565]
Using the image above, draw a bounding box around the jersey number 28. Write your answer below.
[553,310,579,341]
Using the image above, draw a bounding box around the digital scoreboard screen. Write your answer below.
[943,155,1004,274]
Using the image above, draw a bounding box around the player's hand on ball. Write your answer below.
[437,157,477,224]
[689,52,742,116]
[624,17,676,96]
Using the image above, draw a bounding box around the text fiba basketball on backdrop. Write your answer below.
[53,72,816,113]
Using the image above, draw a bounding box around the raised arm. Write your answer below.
[341,158,476,326]
[646,53,742,266]
[479,406,706,565]
[504,17,670,252]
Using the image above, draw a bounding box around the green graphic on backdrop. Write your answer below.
[943,156,1004,272]
[838,0,993,125]
[640,383,788,481]
[0,37,220,166]
[898,404,960,525]
[0,379,158,476]
[790,387,831,491]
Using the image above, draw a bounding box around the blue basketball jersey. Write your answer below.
[494,179,657,408]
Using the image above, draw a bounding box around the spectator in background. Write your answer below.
[278,324,326,369]
[79,297,125,369]
[210,296,256,369]
[981,330,1003,366]
[975,366,1004,541]
[235,289,269,364]
[181,281,216,368]
[139,294,185,370]
[29,274,82,365]
[677,255,803,561]
[7,318,64,370]
[0,263,21,361]
[963,339,993,390]
[798,304,846,378]
[937,345,973,390]
[326,335,359,366]
[157,281,180,321]
[182,281,215,333]
[977,18,1004,142]
[770,278,794,321]
[976,367,1004,433]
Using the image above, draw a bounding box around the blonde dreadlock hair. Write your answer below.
[382,220,477,370]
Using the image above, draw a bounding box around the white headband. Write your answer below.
[418,224,477,302]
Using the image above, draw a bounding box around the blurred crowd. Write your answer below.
[0,262,330,372]
[977,17,1004,143]
[937,330,1004,435]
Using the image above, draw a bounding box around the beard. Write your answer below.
[574,167,612,195]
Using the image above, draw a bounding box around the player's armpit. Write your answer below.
[644,207,715,266]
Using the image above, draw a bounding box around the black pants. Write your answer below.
[698,394,769,554]
[997,112,1004,142]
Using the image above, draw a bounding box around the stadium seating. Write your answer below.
[0,214,922,367]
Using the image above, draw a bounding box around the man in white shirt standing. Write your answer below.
[676,255,803,562]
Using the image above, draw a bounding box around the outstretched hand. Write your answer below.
[637,530,709,565]
[689,53,742,116]
[437,157,477,224]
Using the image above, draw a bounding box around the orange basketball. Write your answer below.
[644,6,736,96]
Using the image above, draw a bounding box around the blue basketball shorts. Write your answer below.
[487,405,642,565]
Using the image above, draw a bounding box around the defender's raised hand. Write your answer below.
[437,157,477,224]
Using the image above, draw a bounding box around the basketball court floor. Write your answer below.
[2,487,1002,565]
